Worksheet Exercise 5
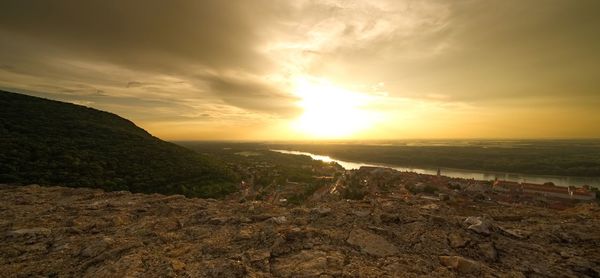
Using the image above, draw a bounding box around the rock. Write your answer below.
[559,250,577,258]
[311,207,332,216]
[290,207,309,217]
[428,215,446,225]
[111,214,130,226]
[2,184,599,277]
[237,226,255,240]
[347,228,398,257]
[79,237,113,258]
[447,232,468,248]
[478,242,498,261]
[566,256,597,276]
[438,193,449,201]
[497,226,528,239]
[170,259,186,271]
[439,256,481,274]
[245,249,271,272]
[492,215,523,222]
[414,183,426,192]
[272,250,344,277]
[208,217,230,225]
[464,216,492,235]
[7,228,51,238]
[269,216,288,224]
[69,217,95,231]
[353,210,371,217]
[245,249,271,262]
[251,214,276,222]
[420,203,439,210]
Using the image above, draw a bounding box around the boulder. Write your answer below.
[347,228,398,257]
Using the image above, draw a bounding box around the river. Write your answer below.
[271,149,600,188]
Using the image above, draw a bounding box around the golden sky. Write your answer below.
[1,0,599,140]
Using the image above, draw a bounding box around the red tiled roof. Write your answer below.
[495,181,595,197]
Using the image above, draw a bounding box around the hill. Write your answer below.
[0,90,237,198]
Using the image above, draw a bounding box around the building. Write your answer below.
[492,180,596,201]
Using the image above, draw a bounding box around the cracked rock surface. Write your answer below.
[1,184,599,277]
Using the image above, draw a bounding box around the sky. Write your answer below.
[1,0,599,140]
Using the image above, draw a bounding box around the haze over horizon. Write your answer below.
[1,0,599,140]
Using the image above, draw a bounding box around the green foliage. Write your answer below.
[180,142,342,189]
[0,90,238,198]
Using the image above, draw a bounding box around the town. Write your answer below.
[233,155,598,210]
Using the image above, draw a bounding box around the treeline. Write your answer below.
[0,91,238,198]
[180,142,341,186]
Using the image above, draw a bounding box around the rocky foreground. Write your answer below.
[0,185,599,277]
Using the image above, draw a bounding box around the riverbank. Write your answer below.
[271,149,600,188]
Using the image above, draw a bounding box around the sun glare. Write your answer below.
[292,77,376,138]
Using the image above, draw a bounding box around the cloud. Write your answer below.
[200,73,302,118]
[0,0,287,73]
[300,0,600,103]
[1,0,599,139]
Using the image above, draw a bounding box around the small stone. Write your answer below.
[7,228,51,237]
[353,210,371,217]
[111,214,130,226]
[421,203,439,210]
[464,217,492,235]
[208,217,229,225]
[272,250,344,277]
[170,259,186,271]
[245,249,271,262]
[478,242,498,261]
[448,232,468,248]
[497,226,528,239]
[269,216,287,224]
[79,238,113,258]
[311,207,332,216]
[439,256,481,274]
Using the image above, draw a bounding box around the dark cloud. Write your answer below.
[0,0,287,73]
[201,74,302,118]
[0,0,303,120]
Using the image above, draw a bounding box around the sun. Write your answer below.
[292,77,376,138]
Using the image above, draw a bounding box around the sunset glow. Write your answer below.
[292,78,377,138]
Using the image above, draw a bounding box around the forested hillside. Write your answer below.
[0,90,237,198]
